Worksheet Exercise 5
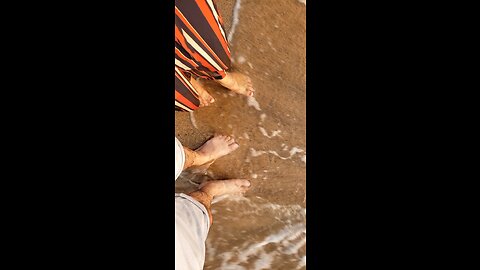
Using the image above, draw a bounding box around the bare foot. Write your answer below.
[217,71,255,97]
[188,179,251,224]
[193,134,239,166]
[199,179,251,198]
[190,77,215,107]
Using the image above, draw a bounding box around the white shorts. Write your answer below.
[175,193,210,270]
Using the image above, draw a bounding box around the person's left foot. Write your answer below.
[193,134,239,166]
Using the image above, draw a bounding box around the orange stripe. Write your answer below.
[175,7,228,70]
[216,70,226,79]
[190,51,217,72]
[175,8,221,70]
[175,21,213,71]
[175,70,199,97]
[175,25,188,50]
[175,47,199,69]
[194,0,230,56]
[190,69,209,78]
[175,25,195,57]
[175,90,199,110]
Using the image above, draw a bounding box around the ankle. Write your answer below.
[198,186,215,200]
[218,74,234,87]
[192,150,211,166]
[188,189,214,207]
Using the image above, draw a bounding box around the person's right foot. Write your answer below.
[193,134,239,166]
[199,179,251,198]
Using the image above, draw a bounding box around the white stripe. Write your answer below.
[175,67,199,95]
[175,58,191,70]
[175,47,199,68]
[182,30,223,71]
[175,48,198,68]
[206,0,229,52]
[177,7,226,68]
[175,100,192,111]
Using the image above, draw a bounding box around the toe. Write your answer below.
[230,143,239,150]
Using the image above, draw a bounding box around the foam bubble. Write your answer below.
[253,250,274,270]
[258,127,282,138]
[237,55,246,64]
[289,147,304,156]
[247,96,261,111]
[227,0,243,43]
[260,113,266,122]
[189,112,199,129]
[250,148,266,157]
[250,147,305,161]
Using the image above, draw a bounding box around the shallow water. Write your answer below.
[205,196,305,270]
[175,0,306,269]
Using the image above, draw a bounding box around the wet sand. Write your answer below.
[175,0,306,268]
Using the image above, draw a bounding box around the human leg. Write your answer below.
[187,179,251,224]
[174,179,250,269]
[175,1,255,103]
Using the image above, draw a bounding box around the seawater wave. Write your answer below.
[204,196,306,270]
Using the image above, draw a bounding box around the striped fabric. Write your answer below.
[175,0,231,111]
